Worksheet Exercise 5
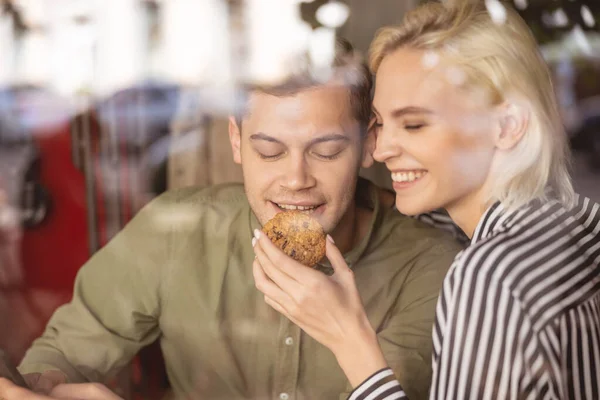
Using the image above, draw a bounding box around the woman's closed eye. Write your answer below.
[404,122,426,131]
[371,119,383,130]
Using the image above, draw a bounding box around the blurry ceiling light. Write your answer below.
[246,0,312,85]
[309,27,335,68]
[542,8,570,28]
[581,5,595,28]
[14,0,47,27]
[484,0,507,25]
[513,0,527,10]
[55,0,94,21]
[552,8,569,27]
[572,25,592,55]
[316,1,349,29]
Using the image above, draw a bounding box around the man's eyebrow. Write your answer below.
[309,133,350,145]
[249,133,282,143]
[250,133,349,145]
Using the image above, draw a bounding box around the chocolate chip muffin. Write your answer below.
[262,211,326,267]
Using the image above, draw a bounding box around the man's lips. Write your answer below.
[269,201,325,212]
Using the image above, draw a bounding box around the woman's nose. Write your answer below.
[373,126,400,163]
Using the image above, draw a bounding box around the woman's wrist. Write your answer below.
[333,322,389,387]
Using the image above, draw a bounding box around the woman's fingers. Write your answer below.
[263,295,288,316]
[252,258,296,310]
[253,230,317,284]
[253,239,302,294]
[263,295,305,331]
[325,236,352,278]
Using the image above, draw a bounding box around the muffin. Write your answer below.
[261,211,326,267]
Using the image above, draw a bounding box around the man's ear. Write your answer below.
[494,102,529,151]
[360,125,376,169]
[228,116,242,164]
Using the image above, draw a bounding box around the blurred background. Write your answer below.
[0,0,598,398]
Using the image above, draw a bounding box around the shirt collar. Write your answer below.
[470,201,532,245]
[338,177,381,268]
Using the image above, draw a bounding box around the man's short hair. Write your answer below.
[234,38,373,135]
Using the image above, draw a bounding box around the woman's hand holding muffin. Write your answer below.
[252,212,388,387]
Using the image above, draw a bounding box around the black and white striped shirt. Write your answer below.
[415,210,469,246]
[350,195,600,400]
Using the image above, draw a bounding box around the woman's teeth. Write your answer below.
[277,204,318,211]
[391,170,426,183]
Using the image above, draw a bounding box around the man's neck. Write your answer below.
[330,201,373,255]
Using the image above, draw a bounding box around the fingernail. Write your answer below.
[327,234,335,243]
[252,237,257,247]
[254,229,261,239]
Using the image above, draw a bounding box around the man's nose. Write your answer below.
[280,154,317,191]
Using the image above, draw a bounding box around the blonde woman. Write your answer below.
[252,1,600,399]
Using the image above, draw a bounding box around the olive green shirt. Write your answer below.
[19,181,462,400]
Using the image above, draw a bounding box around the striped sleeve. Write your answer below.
[347,368,407,400]
[350,197,600,400]
[428,257,533,399]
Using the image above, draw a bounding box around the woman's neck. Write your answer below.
[446,189,491,239]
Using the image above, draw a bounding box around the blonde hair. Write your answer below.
[369,0,575,210]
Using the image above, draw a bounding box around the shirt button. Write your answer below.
[284,337,294,346]
[279,393,289,400]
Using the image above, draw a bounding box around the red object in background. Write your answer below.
[14,111,168,400]
[21,122,89,291]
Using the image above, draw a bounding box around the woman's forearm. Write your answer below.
[333,322,389,388]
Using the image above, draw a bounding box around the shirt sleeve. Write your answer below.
[428,254,536,400]
[18,194,176,383]
[348,368,408,400]
[339,241,458,400]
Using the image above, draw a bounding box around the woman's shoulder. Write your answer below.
[451,194,600,311]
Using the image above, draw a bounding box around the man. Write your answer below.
[14,46,462,400]
[0,378,121,400]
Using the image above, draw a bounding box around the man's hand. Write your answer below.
[50,383,123,400]
[0,378,123,400]
[22,371,67,394]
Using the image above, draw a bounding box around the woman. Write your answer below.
[252,1,600,399]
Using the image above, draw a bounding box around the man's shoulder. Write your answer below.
[152,183,248,211]
[138,183,249,232]
[380,207,465,255]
